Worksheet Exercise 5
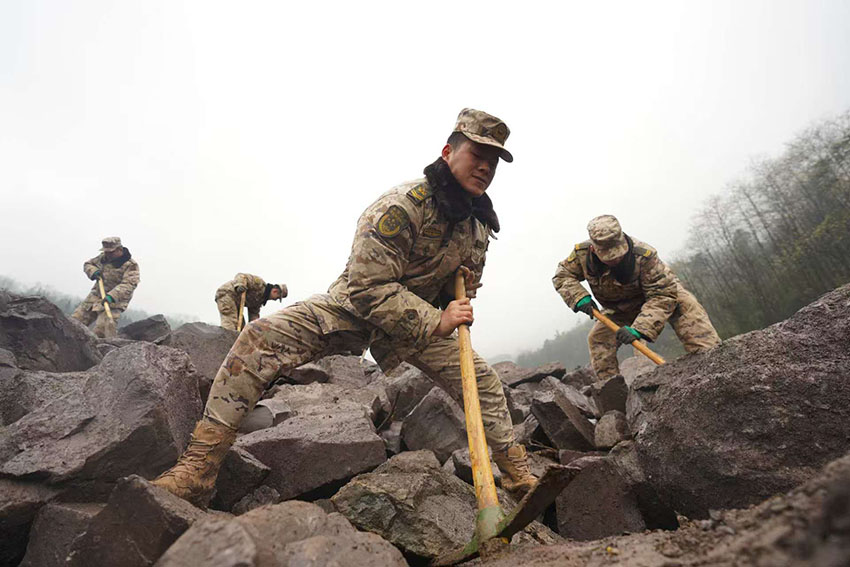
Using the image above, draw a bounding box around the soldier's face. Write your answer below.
[442,140,500,197]
[269,288,281,300]
[105,247,123,259]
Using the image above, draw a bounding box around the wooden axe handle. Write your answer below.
[591,308,665,365]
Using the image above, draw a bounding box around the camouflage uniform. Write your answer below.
[215,273,284,330]
[553,217,720,379]
[71,237,140,338]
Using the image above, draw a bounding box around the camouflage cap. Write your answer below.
[587,215,628,262]
[100,236,122,251]
[453,108,513,163]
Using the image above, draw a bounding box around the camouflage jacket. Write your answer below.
[82,248,140,311]
[552,237,679,340]
[216,273,268,321]
[326,174,495,362]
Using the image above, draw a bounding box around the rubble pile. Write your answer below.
[0,284,848,566]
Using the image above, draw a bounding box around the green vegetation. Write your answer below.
[519,111,850,368]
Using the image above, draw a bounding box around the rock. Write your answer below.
[556,456,645,540]
[0,292,102,372]
[119,315,172,342]
[608,441,678,531]
[237,399,293,434]
[590,374,628,415]
[559,449,606,465]
[379,421,403,455]
[373,362,433,420]
[629,284,850,517]
[235,408,386,500]
[619,355,656,385]
[0,479,60,567]
[317,354,379,388]
[67,475,208,567]
[594,410,631,449]
[231,485,280,516]
[401,387,467,463]
[282,362,329,385]
[513,413,549,447]
[332,450,557,560]
[212,447,270,512]
[160,322,238,402]
[157,500,406,567]
[531,380,595,451]
[0,343,201,495]
[493,360,567,387]
[19,503,103,567]
[263,382,383,424]
[504,386,533,424]
[560,366,596,389]
[450,447,502,487]
[0,366,87,426]
[0,348,16,368]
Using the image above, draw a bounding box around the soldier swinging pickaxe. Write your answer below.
[432,270,581,566]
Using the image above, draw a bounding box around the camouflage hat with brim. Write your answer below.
[587,215,628,262]
[100,236,122,251]
[453,108,514,163]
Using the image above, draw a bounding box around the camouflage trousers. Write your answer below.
[215,292,241,331]
[71,299,121,339]
[205,295,515,451]
[588,288,721,380]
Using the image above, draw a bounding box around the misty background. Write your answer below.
[2,1,849,362]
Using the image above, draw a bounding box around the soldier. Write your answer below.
[71,237,140,338]
[553,215,721,380]
[215,273,287,330]
[152,108,538,506]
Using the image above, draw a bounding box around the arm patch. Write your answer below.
[406,183,432,204]
[377,205,410,238]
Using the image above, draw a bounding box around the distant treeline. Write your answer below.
[519,110,850,368]
[0,275,196,330]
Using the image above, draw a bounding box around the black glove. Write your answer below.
[616,326,642,346]
[235,285,247,293]
[575,296,598,318]
[90,270,101,281]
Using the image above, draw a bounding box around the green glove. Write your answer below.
[90,270,101,281]
[104,295,115,304]
[575,295,598,318]
[615,325,642,346]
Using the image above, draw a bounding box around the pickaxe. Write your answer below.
[590,308,665,365]
[97,277,114,321]
[432,271,579,566]
[237,290,247,331]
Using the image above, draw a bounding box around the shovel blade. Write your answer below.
[431,464,579,566]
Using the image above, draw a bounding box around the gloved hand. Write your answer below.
[235,285,247,293]
[616,326,642,346]
[103,295,115,304]
[575,296,598,318]
[90,270,101,281]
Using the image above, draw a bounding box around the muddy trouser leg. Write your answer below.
[204,302,366,429]
[669,288,721,353]
[71,301,96,326]
[94,309,121,338]
[587,312,638,380]
[405,334,514,452]
[216,294,239,331]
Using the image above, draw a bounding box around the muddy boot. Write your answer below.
[493,444,538,497]
[151,418,236,508]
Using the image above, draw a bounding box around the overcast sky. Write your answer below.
[1,1,849,360]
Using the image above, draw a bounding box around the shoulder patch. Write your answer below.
[575,242,590,250]
[633,245,654,258]
[406,183,432,205]
[376,205,410,238]
[422,226,442,238]
[567,251,577,262]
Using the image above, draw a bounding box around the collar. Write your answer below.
[423,158,500,232]
[586,235,636,283]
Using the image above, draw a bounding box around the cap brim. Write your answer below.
[100,246,119,252]
[594,242,629,262]
[462,132,514,163]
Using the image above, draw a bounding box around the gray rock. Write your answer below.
[618,355,656,386]
[0,367,87,426]
[373,362,433,421]
[160,322,238,402]
[629,284,850,517]
[316,354,379,388]
[0,343,201,495]
[493,360,567,387]
[20,503,103,567]
[0,348,16,368]
[235,408,386,500]
[282,362,329,385]
[231,485,280,516]
[212,447,270,512]
[263,382,383,424]
[594,410,631,449]
[67,475,209,567]
[401,387,467,463]
[590,374,628,416]
[560,366,596,389]
[531,380,596,451]
[0,292,102,372]
[0,479,60,567]
[379,421,403,455]
[237,399,294,434]
[119,314,172,342]
[504,386,533,424]
[450,447,502,487]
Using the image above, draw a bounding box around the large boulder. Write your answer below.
[160,322,237,402]
[0,343,201,495]
[234,406,386,500]
[0,366,87,426]
[629,284,850,517]
[0,479,60,567]
[119,314,172,342]
[401,387,467,463]
[19,503,103,567]
[372,362,434,421]
[262,381,384,424]
[67,476,209,567]
[332,450,559,560]
[0,292,101,372]
[156,501,407,567]
[531,378,596,451]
